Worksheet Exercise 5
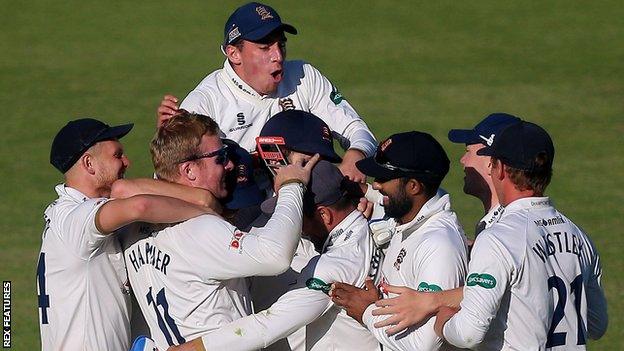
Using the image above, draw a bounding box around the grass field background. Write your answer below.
[1,1,622,349]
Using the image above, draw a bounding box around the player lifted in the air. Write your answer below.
[156,2,377,182]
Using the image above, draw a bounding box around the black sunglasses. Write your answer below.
[177,145,229,165]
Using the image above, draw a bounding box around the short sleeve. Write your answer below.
[52,197,110,259]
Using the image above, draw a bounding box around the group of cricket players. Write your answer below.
[36,2,608,350]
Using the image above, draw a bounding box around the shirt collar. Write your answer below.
[481,203,504,227]
[223,59,266,100]
[55,183,91,203]
[503,197,552,215]
[395,188,451,237]
[321,210,364,253]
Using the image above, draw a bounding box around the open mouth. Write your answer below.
[270,69,283,82]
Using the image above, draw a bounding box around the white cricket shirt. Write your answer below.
[180,60,377,156]
[362,190,469,351]
[444,197,607,350]
[201,210,381,351]
[121,184,305,350]
[38,184,131,351]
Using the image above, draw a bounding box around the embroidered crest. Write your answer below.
[279,98,295,111]
[256,6,274,20]
[393,248,406,270]
[236,164,248,183]
[228,26,241,43]
[321,126,331,141]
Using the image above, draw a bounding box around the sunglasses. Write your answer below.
[177,145,229,165]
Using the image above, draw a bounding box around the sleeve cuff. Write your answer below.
[362,303,377,328]
[349,140,377,158]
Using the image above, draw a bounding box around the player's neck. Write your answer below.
[399,195,428,225]
[500,187,537,207]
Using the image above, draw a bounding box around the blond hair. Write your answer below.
[150,111,219,181]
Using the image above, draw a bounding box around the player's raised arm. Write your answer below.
[225,154,320,275]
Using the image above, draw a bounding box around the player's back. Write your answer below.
[527,200,607,350]
[122,215,251,350]
[473,196,606,350]
[468,198,554,350]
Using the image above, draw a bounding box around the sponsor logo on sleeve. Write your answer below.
[466,273,497,289]
[229,232,244,252]
[417,282,442,292]
[330,88,344,105]
[306,278,331,294]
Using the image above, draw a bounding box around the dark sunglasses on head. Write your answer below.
[177,145,229,165]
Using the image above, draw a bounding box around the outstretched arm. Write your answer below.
[95,195,211,234]
[111,178,221,213]
[371,285,463,336]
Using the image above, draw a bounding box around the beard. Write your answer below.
[384,185,412,220]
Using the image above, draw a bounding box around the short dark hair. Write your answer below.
[493,152,552,195]
[303,188,359,217]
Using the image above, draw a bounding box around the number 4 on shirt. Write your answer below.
[37,252,50,324]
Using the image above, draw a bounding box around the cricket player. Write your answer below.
[372,121,608,350]
[448,113,521,238]
[330,131,469,351]
[121,111,319,350]
[169,161,380,351]
[156,2,377,182]
[39,118,211,350]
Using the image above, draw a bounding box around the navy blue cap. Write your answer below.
[261,160,361,214]
[50,118,133,173]
[223,2,297,47]
[448,113,522,146]
[222,139,266,210]
[356,131,450,183]
[477,121,554,171]
[259,110,342,163]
